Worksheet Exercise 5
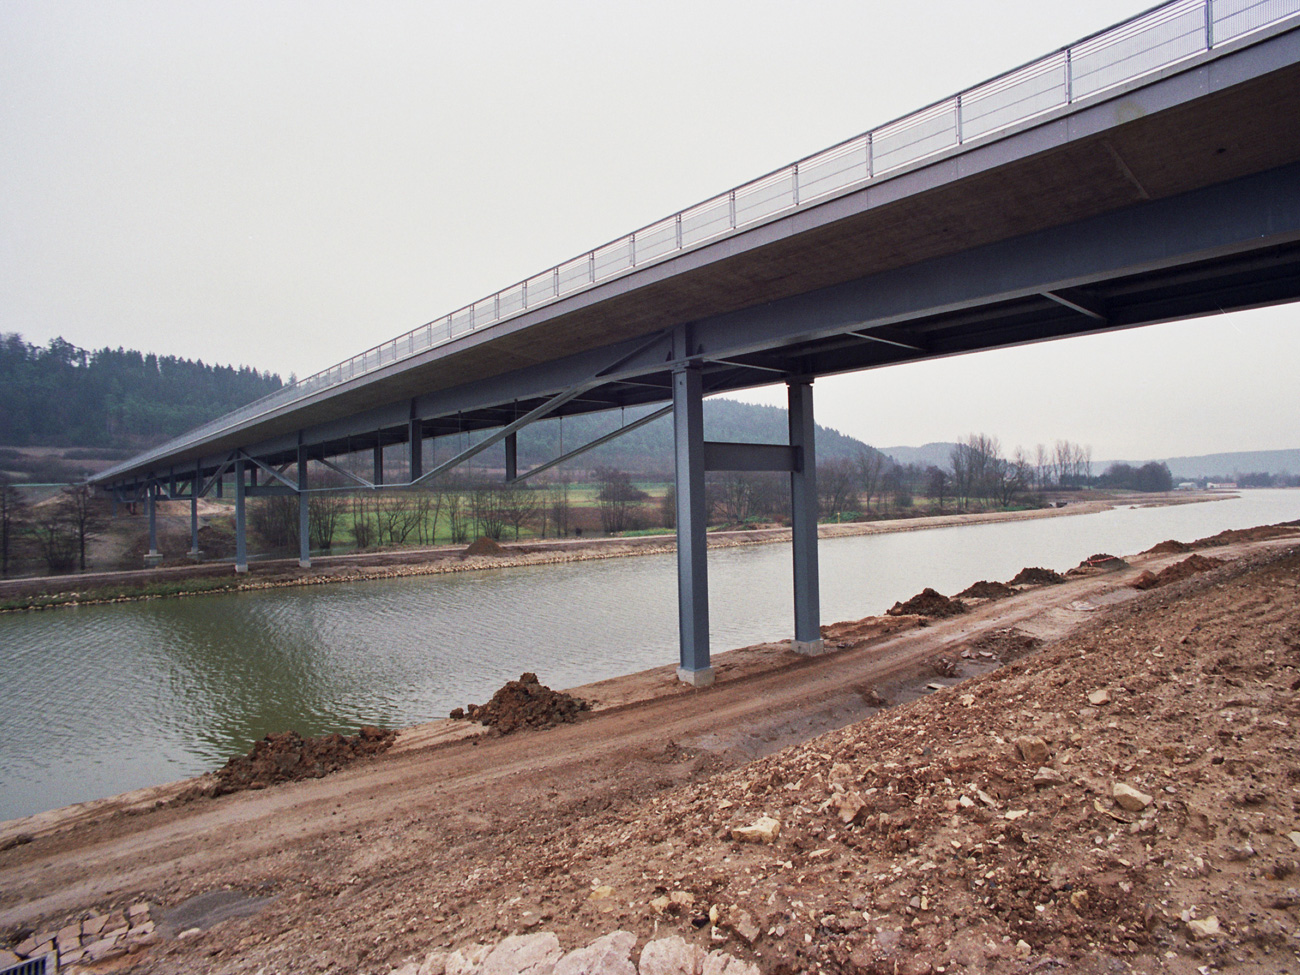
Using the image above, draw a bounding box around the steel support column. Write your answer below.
[409,419,423,481]
[234,456,248,574]
[189,461,201,557]
[297,444,310,569]
[505,432,518,482]
[373,442,384,486]
[788,380,824,653]
[673,362,712,686]
[146,485,159,559]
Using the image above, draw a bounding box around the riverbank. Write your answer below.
[0,492,1222,612]
[2,525,1298,973]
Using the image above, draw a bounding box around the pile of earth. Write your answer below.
[212,726,397,795]
[1191,522,1300,547]
[1144,538,1192,555]
[955,580,1017,600]
[462,536,508,557]
[1130,553,1228,590]
[1066,553,1130,577]
[1008,566,1066,585]
[452,672,590,734]
[961,626,1043,662]
[886,587,966,618]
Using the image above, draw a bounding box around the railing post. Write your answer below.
[1206,0,1214,49]
[675,213,683,249]
[867,132,874,178]
[956,94,964,144]
[630,232,637,267]
[792,164,800,206]
[1066,48,1074,103]
[728,190,736,229]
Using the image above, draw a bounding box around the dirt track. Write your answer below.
[2,529,1299,974]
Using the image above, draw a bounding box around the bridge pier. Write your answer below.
[298,445,310,568]
[673,361,712,687]
[146,485,159,560]
[189,461,201,558]
[788,380,824,654]
[234,456,248,574]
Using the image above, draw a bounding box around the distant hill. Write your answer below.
[0,333,283,449]
[510,398,884,475]
[880,443,957,469]
[1097,448,1300,479]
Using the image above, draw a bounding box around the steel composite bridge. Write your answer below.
[93,0,1300,683]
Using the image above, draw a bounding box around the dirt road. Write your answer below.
[2,528,1298,974]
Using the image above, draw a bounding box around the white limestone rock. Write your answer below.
[639,936,706,975]
[553,931,636,975]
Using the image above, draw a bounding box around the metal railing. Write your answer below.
[98,0,1300,482]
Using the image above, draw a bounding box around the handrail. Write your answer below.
[96,0,1300,483]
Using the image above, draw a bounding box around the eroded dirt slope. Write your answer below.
[1,536,1298,974]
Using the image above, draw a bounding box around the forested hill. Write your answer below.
[511,397,881,474]
[0,334,283,448]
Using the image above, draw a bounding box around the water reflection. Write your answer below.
[1,490,1296,820]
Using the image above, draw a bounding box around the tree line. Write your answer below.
[0,333,283,448]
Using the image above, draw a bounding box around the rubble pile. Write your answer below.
[452,673,590,734]
[213,726,396,795]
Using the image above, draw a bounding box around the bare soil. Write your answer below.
[2,529,1300,975]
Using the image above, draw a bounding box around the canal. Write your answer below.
[1,489,1297,822]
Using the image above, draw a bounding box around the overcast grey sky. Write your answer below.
[2,0,1296,462]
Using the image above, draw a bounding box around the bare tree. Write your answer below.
[712,472,756,524]
[470,482,510,540]
[594,467,648,533]
[548,471,573,537]
[63,484,109,571]
[309,494,346,550]
[817,458,858,518]
[30,502,77,573]
[500,483,540,540]
[855,447,888,516]
[925,465,949,513]
[1,476,28,577]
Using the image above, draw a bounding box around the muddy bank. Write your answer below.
[2,530,1300,974]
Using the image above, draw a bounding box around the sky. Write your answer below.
[2,0,1297,463]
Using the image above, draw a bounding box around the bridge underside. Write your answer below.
[95,24,1300,683]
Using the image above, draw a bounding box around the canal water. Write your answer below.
[1,490,1297,822]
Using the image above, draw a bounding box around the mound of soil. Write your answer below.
[955,580,1017,600]
[1192,522,1300,547]
[453,672,590,734]
[1007,566,1065,586]
[1130,553,1227,590]
[886,587,966,618]
[462,536,507,557]
[963,626,1043,662]
[1144,538,1191,555]
[213,726,396,795]
[1066,553,1130,577]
